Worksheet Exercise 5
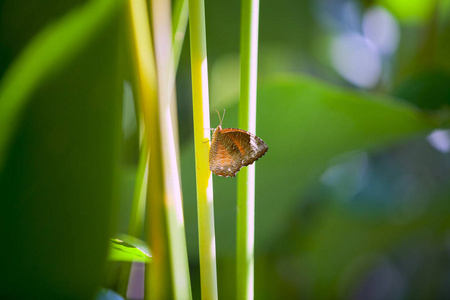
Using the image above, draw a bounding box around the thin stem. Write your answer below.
[116,138,149,297]
[188,0,218,298]
[128,138,149,238]
[172,0,189,73]
[236,0,259,298]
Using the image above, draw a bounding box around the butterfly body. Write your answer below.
[209,124,268,177]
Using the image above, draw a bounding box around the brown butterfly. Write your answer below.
[209,110,268,177]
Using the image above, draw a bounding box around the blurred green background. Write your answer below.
[2,0,450,299]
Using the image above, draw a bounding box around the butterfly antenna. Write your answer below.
[216,109,222,126]
[222,109,226,126]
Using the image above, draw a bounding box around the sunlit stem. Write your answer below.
[127,0,169,298]
[237,0,259,298]
[152,0,192,298]
[189,0,218,298]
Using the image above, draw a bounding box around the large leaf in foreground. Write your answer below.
[0,0,124,299]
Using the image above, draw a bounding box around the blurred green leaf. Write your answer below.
[0,0,122,170]
[0,0,125,299]
[182,74,440,258]
[393,69,450,110]
[302,195,450,298]
[109,237,151,263]
[380,0,448,24]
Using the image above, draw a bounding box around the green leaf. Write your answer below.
[380,0,450,24]
[0,0,123,170]
[109,237,151,263]
[303,197,450,298]
[0,0,125,299]
[181,74,440,258]
[393,69,450,110]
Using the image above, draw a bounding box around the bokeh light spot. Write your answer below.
[331,33,381,88]
[363,6,400,55]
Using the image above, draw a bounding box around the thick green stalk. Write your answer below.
[126,0,188,263]
[188,0,218,299]
[236,0,259,299]
[121,0,190,297]
[128,0,188,241]
[126,0,170,298]
[151,0,192,298]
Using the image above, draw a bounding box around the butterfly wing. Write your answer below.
[209,129,245,177]
[209,128,268,177]
[221,128,268,166]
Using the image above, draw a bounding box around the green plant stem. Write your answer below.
[116,138,149,297]
[172,0,189,73]
[128,138,149,238]
[151,0,192,298]
[119,0,190,297]
[237,0,259,299]
[126,0,170,298]
[188,0,218,299]
[128,0,188,258]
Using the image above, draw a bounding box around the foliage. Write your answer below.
[1,0,450,299]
